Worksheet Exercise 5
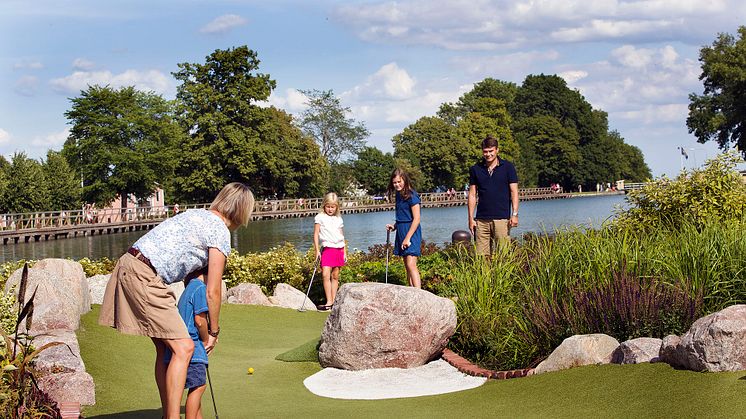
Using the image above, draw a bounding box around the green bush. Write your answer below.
[0,260,32,291]
[614,152,746,232]
[77,257,117,277]
[223,243,308,293]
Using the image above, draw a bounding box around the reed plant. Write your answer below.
[445,244,532,370]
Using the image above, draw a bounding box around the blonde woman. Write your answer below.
[313,192,346,310]
[99,182,254,419]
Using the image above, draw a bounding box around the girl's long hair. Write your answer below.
[387,168,413,201]
[320,192,341,216]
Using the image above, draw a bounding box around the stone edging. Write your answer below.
[441,348,533,379]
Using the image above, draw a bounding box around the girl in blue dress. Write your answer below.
[385,168,422,288]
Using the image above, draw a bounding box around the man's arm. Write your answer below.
[467,184,477,234]
[509,182,519,227]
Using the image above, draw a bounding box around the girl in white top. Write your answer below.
[313,192,346,310]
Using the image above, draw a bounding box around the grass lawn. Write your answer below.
[79,304,746,418]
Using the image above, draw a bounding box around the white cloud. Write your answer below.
[0,129,10,145]
[14,75,39,96]
[200,14,247,34]
[13,60,43,70]
[49,69,173,96]
[334,0,743,50]
[346,62,416,100]
[72,58,95,70]
[559,70,588,84]
[31,128,70,148]
[265,88,309,113]
[450,50,560,80]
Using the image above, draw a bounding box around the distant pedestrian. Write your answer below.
[313,192,346,310]
[173,203,180,215]
[386,168,422,288]
[467,136,519,257]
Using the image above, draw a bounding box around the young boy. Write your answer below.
[165,275,210,419]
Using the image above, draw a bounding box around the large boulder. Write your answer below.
[661,305,746,372]
[227,283,272,306]
[87,274,110,305]
[4,266,83,333]
[271,283,317,311]
[318,283,457,370]
[534,334,619,374]
[37,371,95,406]
[612,337,662,364]
[32,259,90,315]
[33,329,85,373]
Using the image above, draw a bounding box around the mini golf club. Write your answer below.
[299,254,321,312]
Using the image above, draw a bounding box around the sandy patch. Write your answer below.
[303,359,487,400]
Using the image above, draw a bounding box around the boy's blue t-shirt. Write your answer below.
[164,278,209,365]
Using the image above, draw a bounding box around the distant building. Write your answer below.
[95,187,165,223]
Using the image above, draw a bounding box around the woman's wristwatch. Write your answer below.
[208,326,220,337]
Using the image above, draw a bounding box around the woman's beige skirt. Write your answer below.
[98,253,189,339]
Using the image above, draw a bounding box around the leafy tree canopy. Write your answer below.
[63,85,180,206]
[687,26,746,157]
[298,89,369,164]
[353,146,395,195]
[393,116,465,191]
[3,152,49,213]
[43,150,81,210]
[252,107,328,198]
[172,46,276,202]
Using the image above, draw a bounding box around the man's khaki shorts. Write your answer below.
[475,219,510,256]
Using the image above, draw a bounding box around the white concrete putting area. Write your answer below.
[303,359,487,400]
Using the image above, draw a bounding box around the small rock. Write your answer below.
[612,337,662,364]
[534,334,620,374]
[226,283,271,306]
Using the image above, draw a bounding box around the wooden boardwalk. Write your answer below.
[0,188,582,245]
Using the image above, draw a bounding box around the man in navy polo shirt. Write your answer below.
[467,136,519,256]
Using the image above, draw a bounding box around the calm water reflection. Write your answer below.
[0,194,626,263]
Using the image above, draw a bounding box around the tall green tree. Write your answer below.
[0,156,9,211]
[298,89,370,164]
[687,26,746,156]
[513,116,581,188]
[438,78,517,125]
[252,107,327,198]
[352,146,395,195]
[172,46,276,202]
[393,116,464,191]
[63,85,180,206]
[43,150,81,210]
[4,152,49,213]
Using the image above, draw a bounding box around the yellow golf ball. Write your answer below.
[247,367,254,375]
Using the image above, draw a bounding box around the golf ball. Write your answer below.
[247,367,254,375]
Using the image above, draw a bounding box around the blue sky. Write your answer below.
[2,0,744,177]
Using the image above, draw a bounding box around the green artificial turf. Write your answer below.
[275,337,321,362]
[79,304,746,418]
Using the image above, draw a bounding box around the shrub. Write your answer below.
[520,270,703,365]
[0,260,32,291]
[223,243,308,293]
[614,151,746,232]
[77,257,117,277]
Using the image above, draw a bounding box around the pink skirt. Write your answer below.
[321,247,345,267]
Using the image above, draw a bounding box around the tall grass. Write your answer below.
[446,218,746,370]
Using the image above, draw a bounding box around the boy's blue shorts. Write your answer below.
[185,362,206,389]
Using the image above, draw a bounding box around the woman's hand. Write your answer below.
[205,335,218,354]
[402,238,411,250]
[386,223,395,231]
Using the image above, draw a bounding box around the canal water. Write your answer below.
[0,194,627,263]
